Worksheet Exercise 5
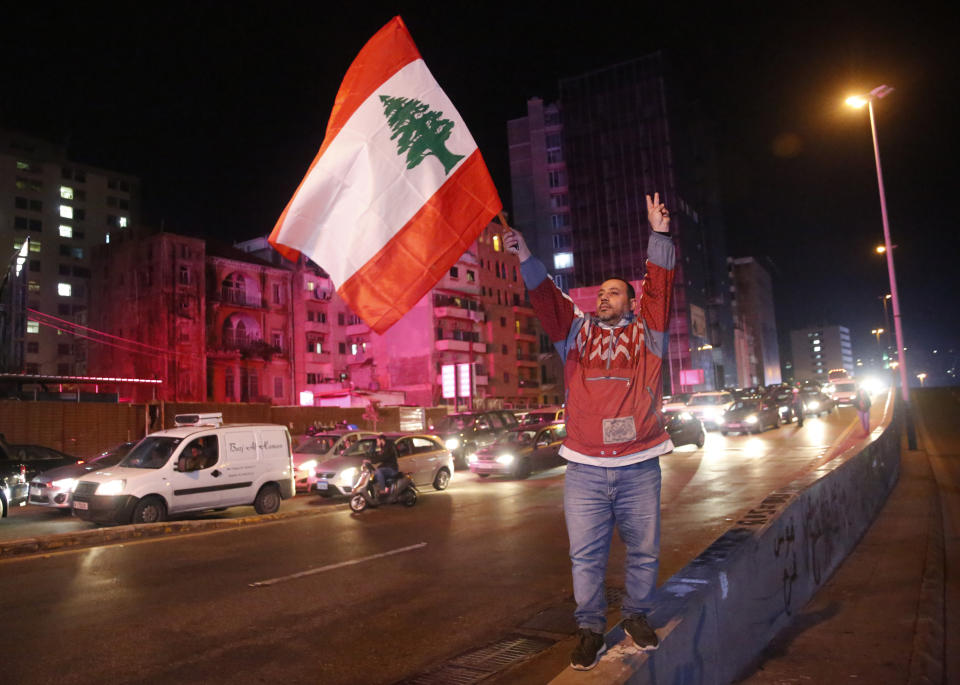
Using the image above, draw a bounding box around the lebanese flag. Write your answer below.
[268,16,502,334]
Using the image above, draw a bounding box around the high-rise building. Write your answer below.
[1,129,140,376]
[507,53,737,394]
[789,325,854,383]
[728,257,781,386]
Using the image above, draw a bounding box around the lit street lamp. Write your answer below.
[846,85,910,403]
[916,372,927,386]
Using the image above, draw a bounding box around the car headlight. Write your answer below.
[95,479,126,496]
[703,407,719,419]
[444,437,460,450]
[495,453,515,465]
[339,467,357,487]
[745,415,759,424]
[716,416,726,425]
[298,459,317,472]
[466,453,478,464]
[679,412,693,422]
[779,406,788,415]
[806,401,819,410]
[52,478,79,492]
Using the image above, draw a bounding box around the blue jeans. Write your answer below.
[374,466,398,493]
[563,458,661,633]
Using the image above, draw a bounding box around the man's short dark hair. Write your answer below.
[607,277,636,300]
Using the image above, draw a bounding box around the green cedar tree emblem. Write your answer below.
[379,95,465,175]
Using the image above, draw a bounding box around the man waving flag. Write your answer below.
[269,16,502,333]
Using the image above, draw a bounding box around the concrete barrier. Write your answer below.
[552,397,902,684]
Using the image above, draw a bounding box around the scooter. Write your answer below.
[349,460,418,512]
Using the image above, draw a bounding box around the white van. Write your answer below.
[71,423,295,524]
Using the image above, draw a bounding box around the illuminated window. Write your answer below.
[57,282,72,297]
[60,186,74,200]
[105,233,110,244]
[59,225,73,238]
[813,346,821,352]
[306,281,315,291]
[118,216,128,228]
[29,240,41,253]
[813,339,821,345]
[492,234,501,252]
[59,205,73,219]
[28,281,40,293]
[27,321,39,334]
[553,252,574,270]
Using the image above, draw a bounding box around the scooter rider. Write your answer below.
[371,434,400,499]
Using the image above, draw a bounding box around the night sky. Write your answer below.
[3,2,957,384]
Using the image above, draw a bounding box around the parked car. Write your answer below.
[719,398,780,435]
[468,422,566,479]
[685,392,734,429]
[0,440,79,513]
[293,430,378,494]
[662,393,693,413]
[762,387,800,423]
[28,441,137,510]
[800,390,835,416]
[311,433,455,496]
[663,410,705,448]
[1,448,29,517]
[519,406,565,426]
[431,410,520,467]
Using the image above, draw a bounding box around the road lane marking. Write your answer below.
[249,542,428,587]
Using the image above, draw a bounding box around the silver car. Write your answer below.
[293,431,378,494]
[28,441,136,509]
[313,433,455,496]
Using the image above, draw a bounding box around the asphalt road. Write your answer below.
[0,403,879,685]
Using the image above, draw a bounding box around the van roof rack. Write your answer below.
[174,412,223,428]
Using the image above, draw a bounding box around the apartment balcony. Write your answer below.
[306,350,332,363]
[304,319,329,333]
[512,302,535,316]
[346,322,370,337]
[515,352,540,368]
[517,378,540,394]
[213,289,263,309]
[514,327,538,343]
[435,339,487,354]
[347,351,372,365]
[434,305,485,323]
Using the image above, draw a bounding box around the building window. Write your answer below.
[466,270,475,283]
[60,186,74,200]
[546,148,563,164]
[547,169,566,188]
[26,341,39,353]
[57,283,72,297]
[27,321,39,334]
[273,377,283,398]
[271,332,283,350]
[338,342,346,354]
[550,193,568,209]
[553,252,574,270]
[225,369,235,398]
[449,266,459,279]
[59,205,73,219]
[552,232,572,248]
[59,225,73,238]
[27,281,40,293]
[338,312,345,326]
[503,372,510,382]
[272,283,281,304]
[179,266,190,285]
[118,216,128,228]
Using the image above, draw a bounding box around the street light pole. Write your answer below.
[848,86,910,403]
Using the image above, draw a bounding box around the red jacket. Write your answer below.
[520,232,675,458]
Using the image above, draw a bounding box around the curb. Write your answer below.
[0,506,329,560]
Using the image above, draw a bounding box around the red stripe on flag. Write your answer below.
[269,16,420,261]
[337,150,501,334]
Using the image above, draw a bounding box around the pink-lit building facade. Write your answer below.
[87,225,565,408]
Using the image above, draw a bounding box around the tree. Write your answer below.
[379,95,464,174]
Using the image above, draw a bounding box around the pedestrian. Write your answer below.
[854,387,872,436]
[505,192,675,671]
[792,389,804,427]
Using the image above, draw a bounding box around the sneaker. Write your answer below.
[623,614,659,650]
[570,628,607,671]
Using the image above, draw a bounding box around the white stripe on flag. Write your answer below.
[276,59,478,287]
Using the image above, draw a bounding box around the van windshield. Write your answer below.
[119,437,182,469]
